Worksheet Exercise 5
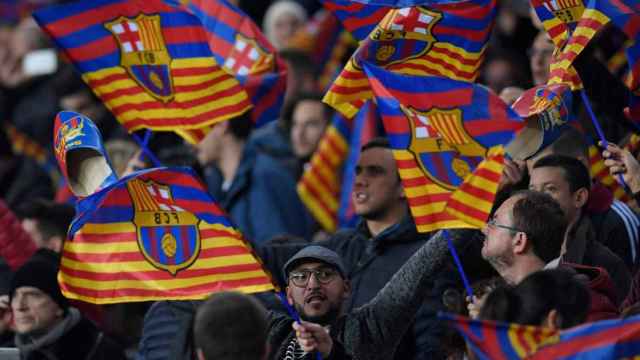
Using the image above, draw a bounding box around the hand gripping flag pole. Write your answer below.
[277,292,324,360]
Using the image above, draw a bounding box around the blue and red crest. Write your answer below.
[106,14,174,102]
[403,105,485,190]
[355,7,442,69]
[53,111,117,197]
[128,179,201,275]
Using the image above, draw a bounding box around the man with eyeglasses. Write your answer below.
[267,229,466,360]
[477,190,619,321]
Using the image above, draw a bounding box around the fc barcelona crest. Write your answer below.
[127,179,201,275]
[403,105,486,190]
[106,14,174,102]
[224,34,274,76]
[355,7,442,69]
[542,0,585,25]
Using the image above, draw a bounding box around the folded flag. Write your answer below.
[324,0,496,119]
[62,166,275,304]
[442,312,640,359]
[321,0,390,42]
[32,0,252,144]
[168,0,287,131]
[363,62,523,231]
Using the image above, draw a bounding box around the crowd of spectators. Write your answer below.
[1,0,640,359]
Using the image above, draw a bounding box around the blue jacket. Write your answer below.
[259,215,460,360]
[203,145,312,245]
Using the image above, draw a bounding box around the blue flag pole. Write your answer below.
[580,89,630,192]
[277,291,323,360]
[131,130,162,168]
[443,229,473,298]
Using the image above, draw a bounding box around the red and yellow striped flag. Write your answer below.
[33,0,252,145]
[62,167,274,304]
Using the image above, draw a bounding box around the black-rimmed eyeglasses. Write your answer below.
[288,269,338,287]
[486,217,525,234]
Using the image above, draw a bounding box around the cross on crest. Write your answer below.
[542,0,585,24]
[110,20,143,53]
[224,34,274,76]
[390,7,438,35]
[145,182,185,212]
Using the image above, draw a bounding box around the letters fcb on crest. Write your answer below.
[106,14,175,102]
[127,179,201,276]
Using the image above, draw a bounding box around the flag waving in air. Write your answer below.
[63,166,275,303]
[443,313,640,359]
[321,0,391,42]
[363,62,523,231]
[324,0,496,119]
[168,0,287,130]
[33,0,252,144]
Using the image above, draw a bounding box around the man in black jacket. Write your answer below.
[10,249,125,360]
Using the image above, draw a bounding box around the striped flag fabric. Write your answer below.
[32,0,252,144]
[363,62,523,231]
[167,0,287,130]
[321,0,390,42]
[324,0,496,119]
[62,166,275,304]
[588,142,633,205]
[531,0,587,48]
[443,312,640,359]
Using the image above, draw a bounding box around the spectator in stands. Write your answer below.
[195,111,312,244]
[263,1,307,50]
[528,31,554,86]
[477,190,619,321]
[11,249,125,359]
[530,155,631,300]
[15,198,74,253]
[194,292,269,360]
[480,268,590,330]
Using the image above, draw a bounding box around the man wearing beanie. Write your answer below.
[10,249,125,360]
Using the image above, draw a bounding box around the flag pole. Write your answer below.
[580,89,630,191]
[443,229,473,298]
[131,130,162,167]
[277,291,323,360]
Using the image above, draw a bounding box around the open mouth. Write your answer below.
[305,294,326,304]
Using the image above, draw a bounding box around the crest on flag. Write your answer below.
[530,87,568,131]
[54,114,86,167]
[224,34,275,76]
[404,106,485,190]
[541,0,585,26]
[106,14,174,102]
[358,7,442,68]
[128,179,201,275]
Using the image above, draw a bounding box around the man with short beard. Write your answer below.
[268,229,464,359]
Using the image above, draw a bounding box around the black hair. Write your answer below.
[532,154,591,194]
[15,199,75,241]
[279,48,317,76]
[227,111,253,141]
[480,268,590,329]
[194,291,268,360]
[361,137,390,152]
[510,190,567,263]
[280,92,333,132]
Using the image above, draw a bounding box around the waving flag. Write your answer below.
[363,62,522,231]
[297,105,377,232]
[167,0,287,131]
[324,0,496,119]
[321,0,390,42]
[443,313,640,359]
[33,0,251,144]
[62,166,275,304]
[531,0,587,48]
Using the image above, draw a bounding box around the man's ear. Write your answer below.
[512,231,528,255]
[574,187,589,209]
[285,285,294,305]
[543,309,562,330]
[342,279,351,300]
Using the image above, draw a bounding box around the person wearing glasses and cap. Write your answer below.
[268,228,467,360]
[475,190,619,322]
